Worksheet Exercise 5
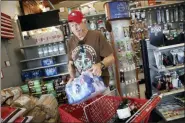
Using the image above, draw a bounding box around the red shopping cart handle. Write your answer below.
[128,95,162,123]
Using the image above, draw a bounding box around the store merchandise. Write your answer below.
[153,72,183,91]
[11,95,38,115]
[54,78,68,103]
[65,72,106,104]
[58,42,65,54]
[44,67,58,76]
[154,47,184,70]
[31,69,43,78]
[1,107,26,123]
[14,116,33,123]
[41,58,55,66]
[23,26,64,44]
[27,106,46,123]
[157,99,185,120]
[21,71,32,81]
[2,87,22,105]
[36,94,58,119]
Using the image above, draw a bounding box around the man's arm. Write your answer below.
[100,53,115,68]
[68,60,76,80]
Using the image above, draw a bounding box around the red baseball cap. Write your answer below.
[68,10,84,24]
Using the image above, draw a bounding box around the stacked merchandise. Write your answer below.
[1,87,59,123]
[53,75,70,103]
[26,79,56,97]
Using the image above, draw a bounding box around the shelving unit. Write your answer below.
[141,39,185,122]
[22,62,68,72]
[42,72,69,79]
[150,64,184,72]
[130,1,185,11]
[20,53,66,62]
[160,88,185,96]
[20,40,64,49]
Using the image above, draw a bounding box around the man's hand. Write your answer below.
[68,77,74,83]
[88,63,102,76]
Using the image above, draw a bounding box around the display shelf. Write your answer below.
[20,40,64,49]
[24,72,69,81]
[148,43,184,51]
[150,65,184,72]
[156,108,185,122]
[166,114,185,121]
[160,88,185,96]
[22,62,68,72]
[84,12,105,18]
[130,1,184,11]
[20,53,66,63]
[43,72,69,79]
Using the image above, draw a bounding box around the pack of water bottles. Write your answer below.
[65,72,106,104]
[37,42,65,58]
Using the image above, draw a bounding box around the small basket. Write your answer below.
[58,89,159,123]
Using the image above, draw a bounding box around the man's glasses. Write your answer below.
[78,41,85,53]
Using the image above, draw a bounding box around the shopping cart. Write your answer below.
[59,90,161,123]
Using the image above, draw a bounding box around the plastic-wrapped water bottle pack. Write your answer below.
[65,72,106,104]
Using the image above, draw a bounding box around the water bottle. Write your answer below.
[58,42,64,54]
[53,43,59,55]
[43,45,49,57]
[48,44,53,55]
[38,46,44,57]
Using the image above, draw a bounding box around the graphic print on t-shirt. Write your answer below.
[72,44,97,73]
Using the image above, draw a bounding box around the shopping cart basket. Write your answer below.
[59,90,161,123]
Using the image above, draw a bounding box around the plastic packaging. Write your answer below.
[65,72,106,104]
[41,58,54,66]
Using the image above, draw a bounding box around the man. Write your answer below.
[67,10,114,87]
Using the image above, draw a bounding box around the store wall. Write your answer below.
[1,1,24,89]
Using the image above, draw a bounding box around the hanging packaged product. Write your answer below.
[157,10,162,24]
[90,20,97,30]
[166,9,170,22]
[174,7,178,22]
[179,6,184,21]
[161,9,165,23]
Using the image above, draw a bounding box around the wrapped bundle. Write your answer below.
[27,106,46,123]
[65,72,106,104]
[1,87,22,105]
[11,95,38,116]
[36,94,58,119]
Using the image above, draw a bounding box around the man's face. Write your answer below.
[69,22,85,39]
